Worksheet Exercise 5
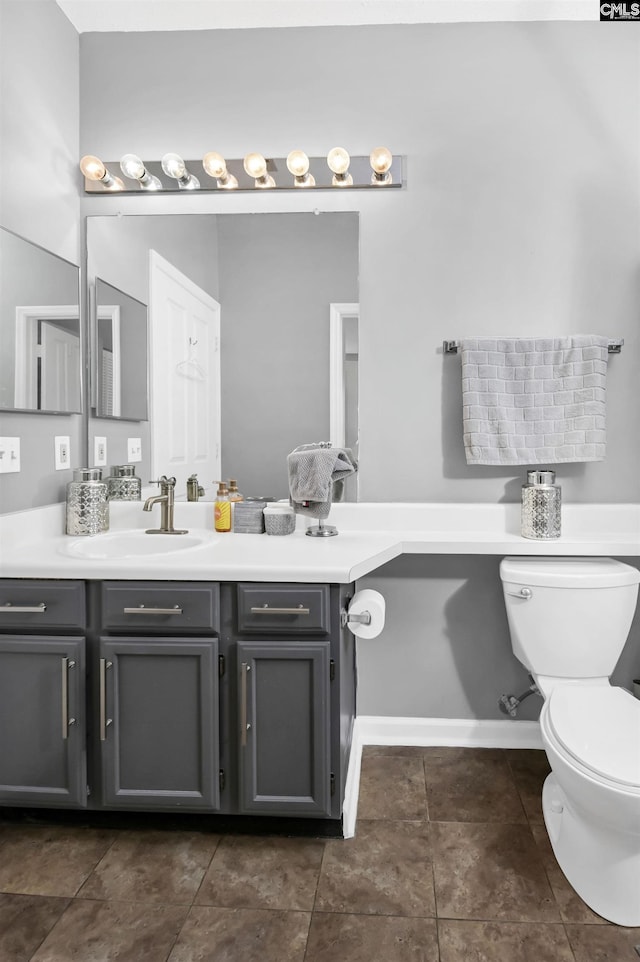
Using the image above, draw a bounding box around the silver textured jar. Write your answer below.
[521,469,561,540]
[66,468,109,535]
[107,464,142,501]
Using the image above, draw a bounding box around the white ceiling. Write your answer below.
[55,0,594,33]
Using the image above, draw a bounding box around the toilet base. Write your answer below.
[542,773,640,926]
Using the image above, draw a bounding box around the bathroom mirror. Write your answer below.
[0,227,82,414]
[93,277,148,420]
[86,212,359,499]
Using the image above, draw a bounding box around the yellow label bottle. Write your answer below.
[214,482,231,532]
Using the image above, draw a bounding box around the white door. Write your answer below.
[40,321,81,411]
[149,251,221,499]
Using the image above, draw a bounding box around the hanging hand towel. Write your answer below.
[287,443,357,518]
[460,335,609,465]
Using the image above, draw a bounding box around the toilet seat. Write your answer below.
[545,686,640,789]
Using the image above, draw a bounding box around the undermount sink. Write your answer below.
[60,529,215,561]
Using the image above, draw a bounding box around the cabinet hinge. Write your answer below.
[330,772,336,796]
[86,784,91,796]
[219,769,225,792]
[218,654,226,678]
[329,659,335,682]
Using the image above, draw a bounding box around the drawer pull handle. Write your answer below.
[250,605,310,615]
[99,659,113,741]
[61,658,76,740]
[123,605,183,616]
[0,602,47,613]
[240,662,251,747]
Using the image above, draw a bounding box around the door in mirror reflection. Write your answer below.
[94,278,148,420]
[0,228,81,414]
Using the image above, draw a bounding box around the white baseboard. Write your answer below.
[342,715,543,838]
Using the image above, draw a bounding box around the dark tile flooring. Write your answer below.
[0,747,639,961]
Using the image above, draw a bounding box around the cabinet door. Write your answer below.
[237,640,331,817]
[0,636,86,807]
[100,637,220,810]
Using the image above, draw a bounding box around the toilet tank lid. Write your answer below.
[547,686,640,788]
[500,557,640,589]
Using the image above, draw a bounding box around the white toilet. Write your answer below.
[500,556,640,926]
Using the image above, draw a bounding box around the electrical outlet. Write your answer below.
[127,437,142,462]
[0,437,21,474]
[94,436,107,466]
[54,435,71,470]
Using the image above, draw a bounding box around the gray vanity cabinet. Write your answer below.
[237,639,331,816]
[97,581,222,811]
[0,580,87,807]
[99,637,220,810]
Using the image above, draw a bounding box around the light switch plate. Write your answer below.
[127,437,142,462]
[54,435,71,470]
[94,436,107,466]
[0,437,21,473]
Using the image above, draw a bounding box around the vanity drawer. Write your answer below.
[0,580,86,630]
[236,583,330,634]
[102,582,220,633]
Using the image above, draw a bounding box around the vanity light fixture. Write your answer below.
[119,153,162,190]
[202,152,238,189]
[327,147,353,187]
[243,152,275,188]
[370,146,393,185]
[79,155,124,191]
[286,150,315,188]
[160,153,200,189]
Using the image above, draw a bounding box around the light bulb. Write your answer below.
[79,155,123,190]
[161,152,186,179]
[243,152,267,179]
[119,153,162,190]
[202,152,238,189]
[161,153,200,189]
[286,150,315,187]
[243,152,275,188]
[370,146,393,184]
[80,155,106,181]
[327,147,353,187]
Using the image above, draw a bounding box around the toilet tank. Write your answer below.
[500,557,640,679]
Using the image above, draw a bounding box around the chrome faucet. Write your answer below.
[143,476,188,534]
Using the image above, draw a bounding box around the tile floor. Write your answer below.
[0,747,639,961]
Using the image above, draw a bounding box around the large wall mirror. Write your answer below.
[86,212,359,500]
[0,227,81,414]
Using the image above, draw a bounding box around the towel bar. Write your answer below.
[443,339,624,355]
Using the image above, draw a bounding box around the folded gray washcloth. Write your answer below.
[460,335,609,465]
[287,443,358,518]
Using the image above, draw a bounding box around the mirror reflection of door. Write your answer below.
[94,278,148,420]
[13,306,81,412]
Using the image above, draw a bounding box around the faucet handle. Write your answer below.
[148,476,177,488]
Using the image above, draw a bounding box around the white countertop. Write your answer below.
[0,502,638,584]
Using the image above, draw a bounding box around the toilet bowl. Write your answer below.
[500,556,640,926]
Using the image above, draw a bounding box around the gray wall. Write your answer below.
[218,212,359,497]
[0,0,81,510]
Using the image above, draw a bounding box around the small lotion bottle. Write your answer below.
[214,481,231,532]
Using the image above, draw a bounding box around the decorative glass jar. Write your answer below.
[107,464,142,501]
[66,468,109,535]
[521,469,561,540]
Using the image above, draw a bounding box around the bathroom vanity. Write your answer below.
[0,577,356,831]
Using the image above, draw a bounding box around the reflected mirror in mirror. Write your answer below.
[86,212,359,500]
[0,227,81,414]
[94,278,148,420]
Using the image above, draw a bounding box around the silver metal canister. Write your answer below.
[521,469,561,540]
[66,468,109,535]
[107,464,142,501]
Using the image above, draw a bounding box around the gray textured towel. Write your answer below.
[460,335,609,465]
[288,443,358,518]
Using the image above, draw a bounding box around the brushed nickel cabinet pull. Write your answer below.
[0,602,47,613]
[123,605,183,615]
[249,605,310,615]
[240,662,251,747]
[99,658,113,741]
[61,657,76,739]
